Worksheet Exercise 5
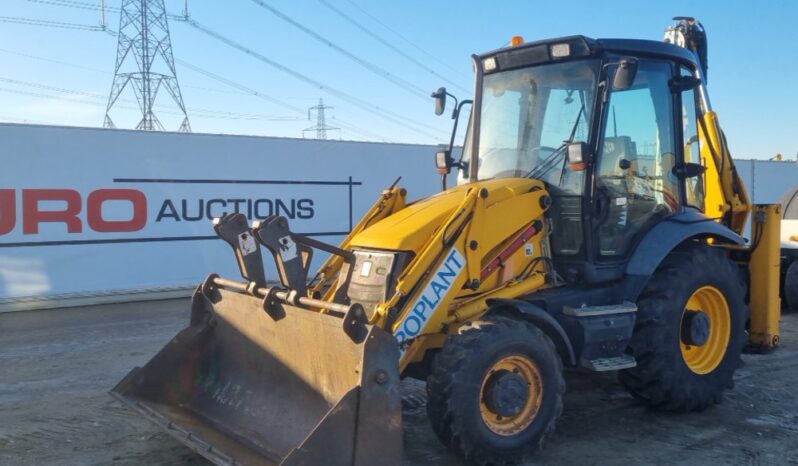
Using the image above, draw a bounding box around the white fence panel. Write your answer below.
[0,124,442,310]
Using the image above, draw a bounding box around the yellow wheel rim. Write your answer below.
[680,286,731,375]
[479,355,542,436]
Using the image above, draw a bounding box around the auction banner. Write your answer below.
[0,123,443,309]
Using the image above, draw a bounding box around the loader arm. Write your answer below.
[371,183,552,371]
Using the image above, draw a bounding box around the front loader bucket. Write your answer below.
[111,282,402,466]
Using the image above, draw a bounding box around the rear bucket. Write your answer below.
[111,282,402,466]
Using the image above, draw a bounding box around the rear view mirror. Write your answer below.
[432,87,447,116]
[567,142,591,171]
[613,59,638,91]
[435,149,452,174]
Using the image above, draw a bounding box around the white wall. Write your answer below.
[735,159,798,204]
[0,123,443,310]
[3,123,793,311]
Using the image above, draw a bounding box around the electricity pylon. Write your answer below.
[104,0,190,132]
[303,98,339,139]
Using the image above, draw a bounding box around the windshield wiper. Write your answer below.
[525,105,585,180]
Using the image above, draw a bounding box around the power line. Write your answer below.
[0,47,247,96]
[0,85,301,122]
[23,0,119,13]
[0,47,107,74]
[176,59,392,142]
[317,0,469,94]
[176,59,306,114]
[0,114,58,125]
[184,19,446,141]
[21,0,188,22]
[247,0,429,101]
[0,76,301,121]
[0,45,387,139]
[0,15,104,30]
[4,3,433,142]
[106,26,398,141]
[343,0,464,76]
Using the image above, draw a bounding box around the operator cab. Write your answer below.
[435,35,709,284]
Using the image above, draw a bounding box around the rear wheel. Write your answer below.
[426,316,564,465]
[619,244,746,411]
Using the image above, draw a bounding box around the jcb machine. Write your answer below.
[113,18,782,465]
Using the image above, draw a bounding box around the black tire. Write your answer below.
[426,315,564,465]
[619,244,747,412]
[784,259,798,313]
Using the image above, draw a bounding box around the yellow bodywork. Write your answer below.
[326,178,552,369]
[697,111,781,349]
[698,111,750,234]
[748,204,782,348]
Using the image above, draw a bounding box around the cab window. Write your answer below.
[595,60,678,257]
[681,67,705,209]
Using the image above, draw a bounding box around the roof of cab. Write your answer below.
[479,35,699,68]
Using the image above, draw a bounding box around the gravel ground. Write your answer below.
[1,299,797,465]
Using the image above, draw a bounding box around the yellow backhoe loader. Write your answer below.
[112,17,783,465]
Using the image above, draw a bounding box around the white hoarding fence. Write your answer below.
[0,123,442,311]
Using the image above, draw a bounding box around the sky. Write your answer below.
[0,0,795,159]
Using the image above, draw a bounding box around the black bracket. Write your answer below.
[253,215,359,303]
[252,216,313,297]
[342,303,368,343]
[261,287,286,321]
[213,214,267,287]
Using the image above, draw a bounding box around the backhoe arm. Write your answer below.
[699,110,750,235]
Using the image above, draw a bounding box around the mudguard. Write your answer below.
[623,210,744,300]
[488,298,577,366]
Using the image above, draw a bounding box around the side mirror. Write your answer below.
[672,162,707,179]
[612,59,638,91]
[432,87,447,116]
[567,142,591,171]
[670,75,701,93]
[435,149,453,174]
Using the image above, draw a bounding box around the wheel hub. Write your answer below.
[483,370,530,418]
[680,286,732,375]
[479,354,543,436]
[681,309,710,346]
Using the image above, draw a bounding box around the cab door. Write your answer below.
[593,60,681,259]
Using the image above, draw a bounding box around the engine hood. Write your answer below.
[349,178,542,253]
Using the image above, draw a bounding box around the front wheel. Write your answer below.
[426,316,564,465]
[620,244,747,412]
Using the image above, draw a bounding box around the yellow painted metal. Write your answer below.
[698,111,750,235]
[698,112,781,350]
[311,185,407,301]
[354,178,551,370]
[349,188,464,252]
[448,273,548,325]
[748,204,782,349]
[479,354,543,436]
[680,286,731,374]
